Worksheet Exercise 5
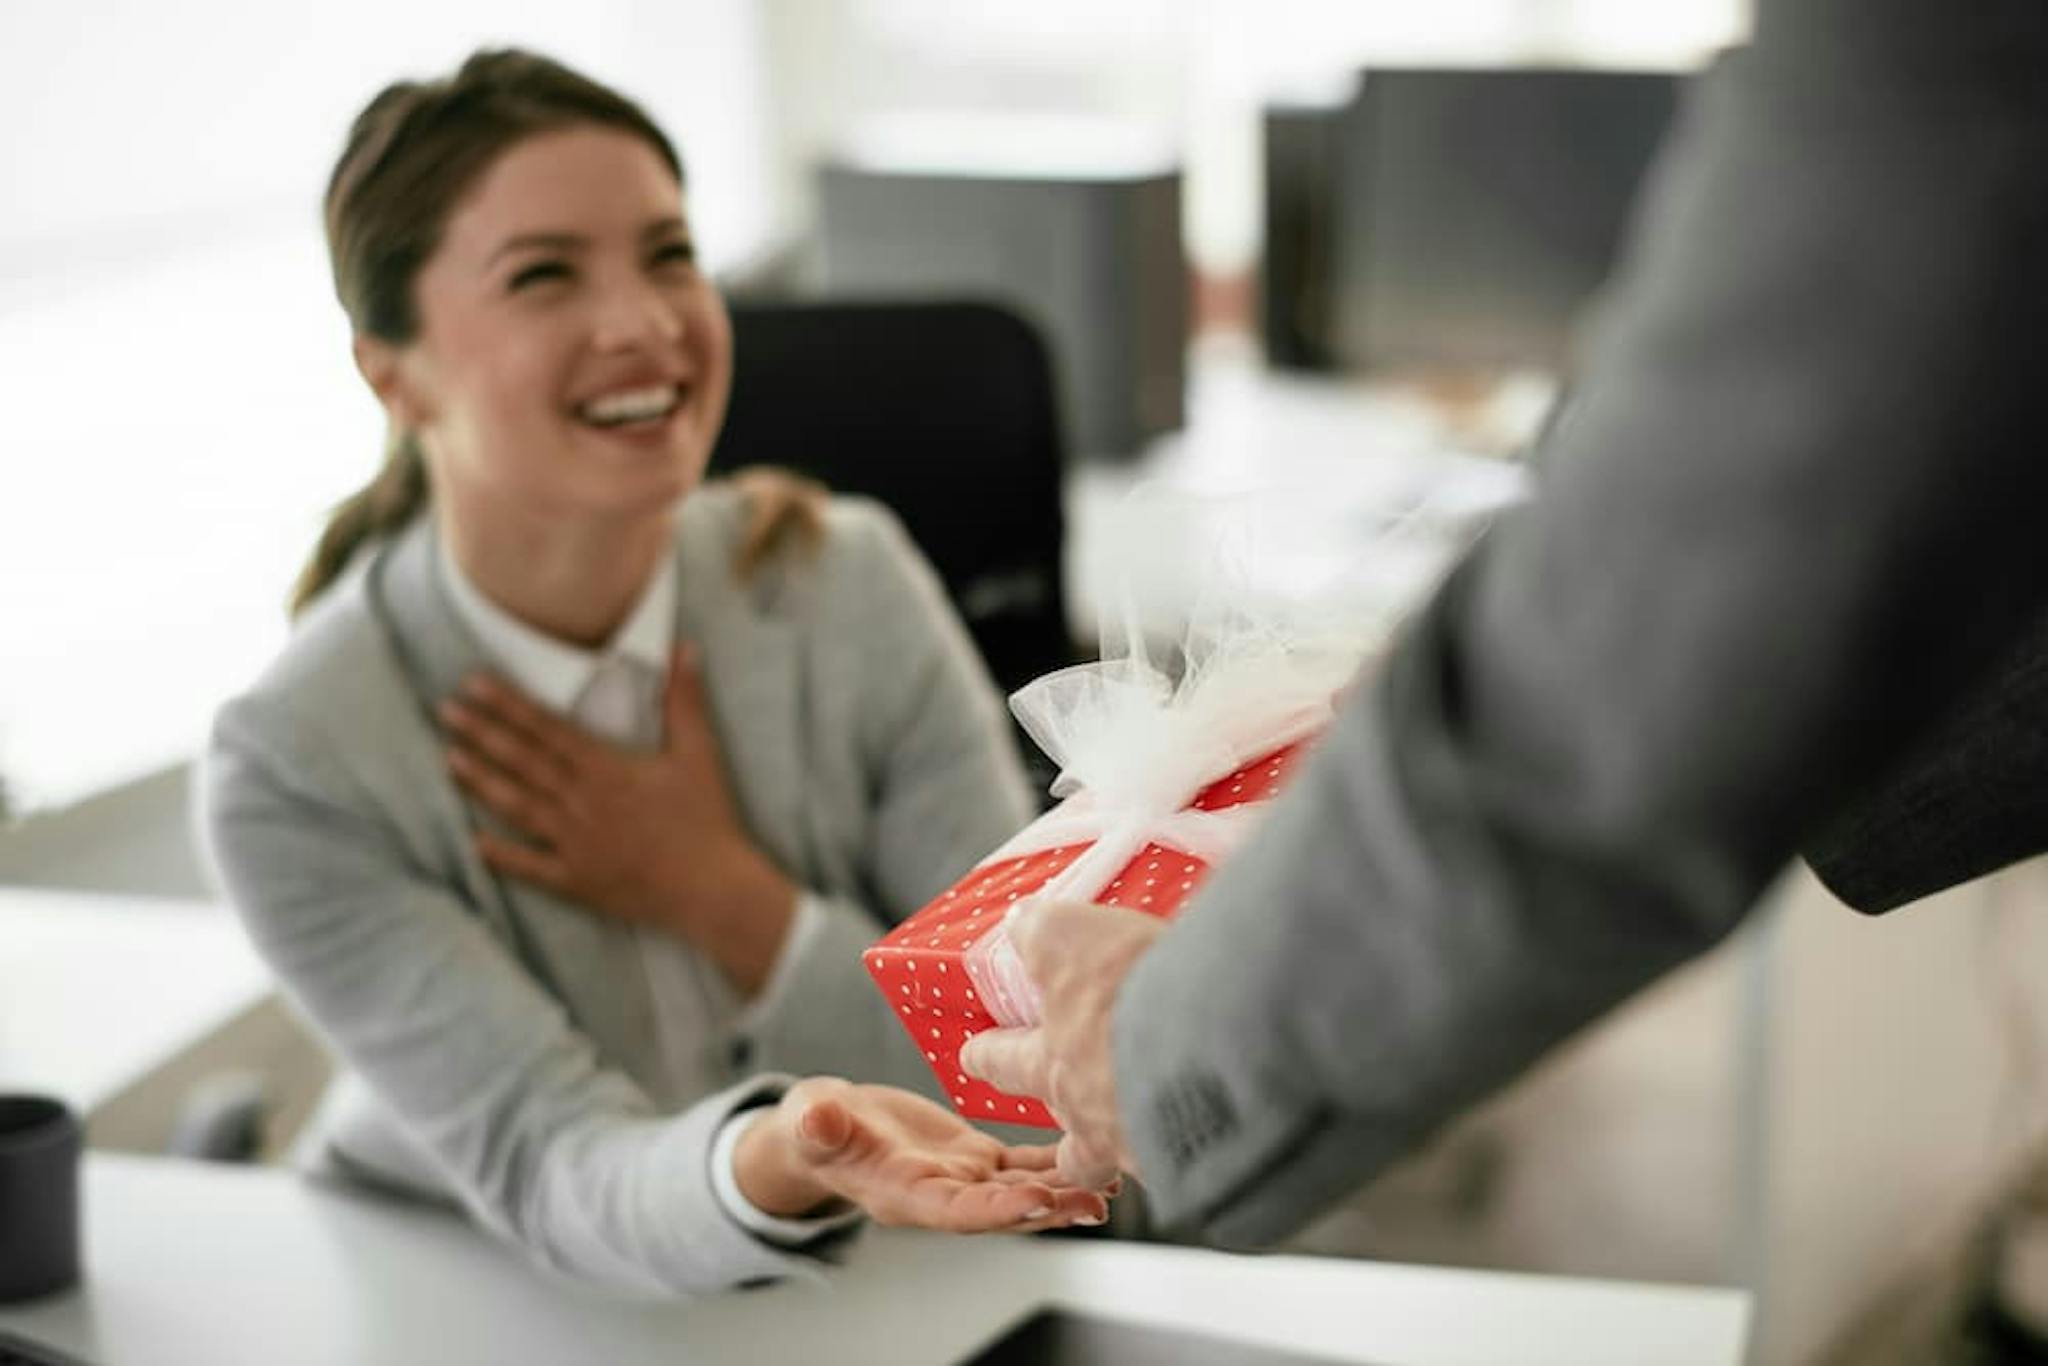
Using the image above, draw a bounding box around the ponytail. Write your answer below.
[727,465,828,581]
[288,432,429,616]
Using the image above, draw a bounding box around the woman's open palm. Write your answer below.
[747,1079,1113,1234]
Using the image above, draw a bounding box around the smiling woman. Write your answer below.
[200,49,1109,1298]
[290,53,718,629]
[345,122,733,645]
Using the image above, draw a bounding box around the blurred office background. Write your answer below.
[5,3,2048,1362]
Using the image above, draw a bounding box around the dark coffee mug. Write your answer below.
[0,1095,82,1302]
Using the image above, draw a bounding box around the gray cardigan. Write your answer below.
[201,486,1035,1294]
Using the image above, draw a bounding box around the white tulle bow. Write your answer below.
[964,627,1372,1027]
[959,478,1506,1029]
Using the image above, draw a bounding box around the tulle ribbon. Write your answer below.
[958,475,1520,1028]
[963,604,1377,1028]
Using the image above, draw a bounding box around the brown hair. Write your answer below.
[291,49,819,615]
[727,466,828,579]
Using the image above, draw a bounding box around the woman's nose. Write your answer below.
[592,280,684,351]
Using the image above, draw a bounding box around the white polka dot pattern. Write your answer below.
[861,739,1313,1129]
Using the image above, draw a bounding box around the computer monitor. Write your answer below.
[1280,67,1682,375]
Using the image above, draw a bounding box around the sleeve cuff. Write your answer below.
[709,1102,864,1247]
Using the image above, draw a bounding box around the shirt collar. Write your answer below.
[436,530,676,713]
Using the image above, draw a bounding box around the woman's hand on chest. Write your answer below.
[439,643,796,996]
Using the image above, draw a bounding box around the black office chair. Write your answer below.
[709,300,1081,798]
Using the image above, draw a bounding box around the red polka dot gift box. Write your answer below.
[862,738,1315,1129]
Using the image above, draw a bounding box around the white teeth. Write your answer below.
[579,385,678,426]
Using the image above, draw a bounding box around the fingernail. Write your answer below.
[1021,1205,1052,1221]
[1077,1215,1106,1226]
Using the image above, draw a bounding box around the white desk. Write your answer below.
[0,888,270,1114]
[0,1156,1749,1366]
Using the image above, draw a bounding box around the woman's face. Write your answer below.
[379,124,732,526]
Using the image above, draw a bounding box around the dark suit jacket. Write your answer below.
[1113,0,2048,1244]
[1807,612,2048,912]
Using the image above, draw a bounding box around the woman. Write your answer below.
[201,48,1105,1297]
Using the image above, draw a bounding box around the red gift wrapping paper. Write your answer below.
[862,739,1312,1128]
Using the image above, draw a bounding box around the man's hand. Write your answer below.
[440,644,795,994]
[958,900,1167,1189]
[733,1078,1112,1232]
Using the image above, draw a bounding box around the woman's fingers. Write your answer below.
[907,1174,1058,1232]
[792,1083,1116,1234]
[475,830,571,893]
[986,1166,1062,1186]
[996,1143,1120,1197]
[982,1168,1114,1220]
[662,644,710,734]
[918,1179,1105,1235]
[441,699,575,789]
[447,745,564,841]
[791,1090,893,1175]
[892,1167,1109,1233]
[662,645,733,774]
[793,1096,856,1163]
[460,674,587,769]
[996,1144,1062,1172]
[888,1157,1084,1192]
[990,1184,1107,1231]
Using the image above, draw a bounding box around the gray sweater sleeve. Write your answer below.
[1114,0,2048,1245]
[204,696,824,1296]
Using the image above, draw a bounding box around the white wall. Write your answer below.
[1756,863,2048,1362]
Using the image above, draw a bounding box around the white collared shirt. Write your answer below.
[437,534,844,1246]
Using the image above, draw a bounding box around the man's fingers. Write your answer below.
[958,1028,1052,1101]
[1050,1187,1111,1225]
[1056,1132,1124,1191]
[1001,899,1046,964]
[1002,898,1134,979]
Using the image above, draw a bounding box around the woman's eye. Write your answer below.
[508,260,571,291]
[651,241,697,270]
